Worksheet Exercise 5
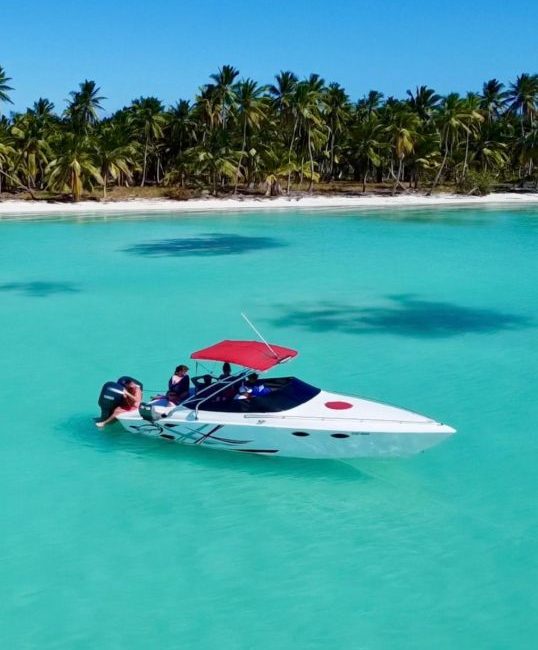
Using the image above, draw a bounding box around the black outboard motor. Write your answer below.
[97,376,144,421]
[139,402,163,423]
[117,376,143,390]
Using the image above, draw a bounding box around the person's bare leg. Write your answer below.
[96,416,114,428]
[96,407,127,428]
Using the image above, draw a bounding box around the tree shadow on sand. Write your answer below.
[270,294,533,338]
[122,233,286,257]
[0,281,80,297]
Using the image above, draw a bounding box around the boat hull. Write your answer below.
[116,413,453,459]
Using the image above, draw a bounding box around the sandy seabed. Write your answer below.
[1,192,538,219]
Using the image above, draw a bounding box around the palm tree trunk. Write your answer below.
[462,131,470,179]
[103,170,108,200]
[234,118,247,194]
[428,137,449,196]
[308,129,314,193]
[329,131,334,181]
[141,139,149,187]
[392,158,403,196]
[287,118,298,194]
[0,168,37,199]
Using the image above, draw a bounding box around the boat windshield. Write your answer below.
[183,377,320,413]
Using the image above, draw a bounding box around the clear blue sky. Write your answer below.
[2,0,537,114]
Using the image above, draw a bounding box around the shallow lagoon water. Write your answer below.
[1,206,537,649]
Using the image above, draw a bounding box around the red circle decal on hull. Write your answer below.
[325,401,353,410]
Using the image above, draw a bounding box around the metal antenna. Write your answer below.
[241,312,278,358]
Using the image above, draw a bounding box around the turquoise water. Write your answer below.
[1,205,537,649]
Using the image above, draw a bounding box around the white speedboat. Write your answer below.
[114,339,455,459]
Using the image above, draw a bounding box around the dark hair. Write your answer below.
[175,365,188,373]
[222,362,231,374]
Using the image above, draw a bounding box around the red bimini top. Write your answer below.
[190,340,298,372]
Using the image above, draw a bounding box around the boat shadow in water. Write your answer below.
[121,233,286,257]
[64,415,369,483]
[0,281,80,297]
[270,294,533,338]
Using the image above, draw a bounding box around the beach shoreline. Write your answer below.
[1,192,538,219]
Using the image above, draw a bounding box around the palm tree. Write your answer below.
[46,133,102,201]
[406,131,441,189]
[428,93,471,194]
[356,90,384,119]
[348,115,384,192]
[383,104,420,194]
[458,93,485,180]
[0,66,14,112]
[323,83,351,179]
[165,100,197,187]
[406,85,441,122]
[268,71,298,116]
[507,73,538,134]
[130,97,166,186]
[480,79,507,122]
[471,137,508,172]
[289,75,326,192]
[259,144,295,196]
[168,100,197,156]
[0,115,40,197]
[268,71,297,173]
[233,79,267,192]
[209,65,239,128]
[11,109,53,188]
[0,135,15,194]
[517,126,538,180]
[185,130,240,195]
[94,123,136,198]
[65,80,105,134]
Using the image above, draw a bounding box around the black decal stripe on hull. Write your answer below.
[209,436,253,445]
[236,449,279,454]
[195,424,224,445]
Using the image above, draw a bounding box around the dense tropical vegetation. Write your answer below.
[0,64,537,201]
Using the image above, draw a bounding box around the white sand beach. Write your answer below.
[1,192,538,218]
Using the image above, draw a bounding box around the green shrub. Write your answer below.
[163,187,193,201]
[457,170,497,196]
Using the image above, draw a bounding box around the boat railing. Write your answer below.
[242,413,436,425]
[181,372,247,419]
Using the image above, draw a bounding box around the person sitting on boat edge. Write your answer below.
[96,381,142,427]
[166,365,190,405]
